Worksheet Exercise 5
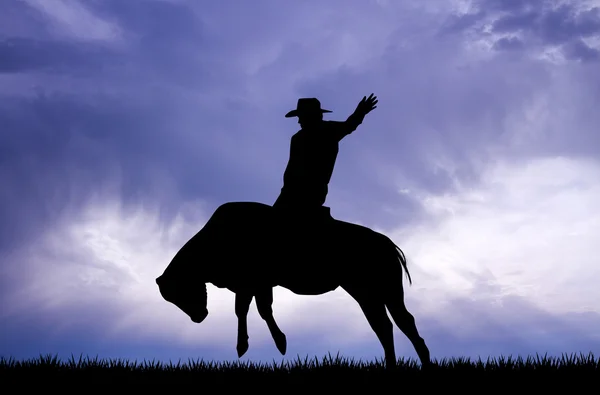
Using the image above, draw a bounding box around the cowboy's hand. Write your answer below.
[355,93,378,116]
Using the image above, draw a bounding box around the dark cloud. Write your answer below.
[493,36,525,51]
[0,0,282,253]
[0,0,237,88]
[439,10,488,34]
[533,5,600,45]
[442,1,600,62]
[563,38,600,62]
[0,0,51,40]
[482,0,539,13]
[0,37,121,74]
[0,1,122,74]
[0,90,270,253]
[492,11,539,34]
[89,0,224,88]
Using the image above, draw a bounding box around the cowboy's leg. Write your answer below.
[235,292,253,358]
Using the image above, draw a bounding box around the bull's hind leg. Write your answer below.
[385,286,431,369]
[255,288,287,355]
[343,286,397,369]
[235,292,253,358]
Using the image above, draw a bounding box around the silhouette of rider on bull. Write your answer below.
[156,92,432,369]
[273,94,378,230]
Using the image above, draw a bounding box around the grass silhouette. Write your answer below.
[2,352,598,389]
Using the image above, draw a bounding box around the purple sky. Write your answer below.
[1,0,600,364]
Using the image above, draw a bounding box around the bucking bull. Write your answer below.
[156,201,431,369]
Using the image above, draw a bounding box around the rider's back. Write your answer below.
[274,121,347,212]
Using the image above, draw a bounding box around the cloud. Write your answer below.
[441,0,600,62]
[385,155,600,357]
[0,0,456,251]
[21,0,122,43]
[391,156,600,312]
[0,37,122,74]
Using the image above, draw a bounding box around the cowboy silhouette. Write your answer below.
[273,94,378,224]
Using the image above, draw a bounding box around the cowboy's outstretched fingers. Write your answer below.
[356,94,377,115]
[364,94,378,114]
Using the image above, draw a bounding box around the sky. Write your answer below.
[1,0,600,364]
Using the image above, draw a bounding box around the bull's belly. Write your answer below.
[209,281,338,296]
[276,267,340,295]
[209,272,339,296]
[278,282,339,295]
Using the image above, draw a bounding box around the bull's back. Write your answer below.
[158,201,275,283]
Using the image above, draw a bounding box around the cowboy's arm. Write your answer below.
[329,94,377,142]
[328,112,365,142]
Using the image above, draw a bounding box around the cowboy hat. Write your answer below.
[285,98,332,118]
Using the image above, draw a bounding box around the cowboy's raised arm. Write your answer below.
[329,94,378,142]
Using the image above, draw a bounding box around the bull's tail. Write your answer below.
[388,238,412,285]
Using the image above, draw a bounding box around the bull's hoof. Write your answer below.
[416,342,431,369]
[274,332,287,355]
[237,338,249,358]
[385,355,398,371]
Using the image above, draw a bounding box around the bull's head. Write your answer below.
[156,273,208,324]
[156,213,221,323]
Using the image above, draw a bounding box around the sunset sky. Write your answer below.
[1,0,600,364]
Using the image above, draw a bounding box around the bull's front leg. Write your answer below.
[255,288,287,355]
[235,292,254,357]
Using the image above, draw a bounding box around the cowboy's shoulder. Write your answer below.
[322,120,345,133]
[323,120,343,128]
